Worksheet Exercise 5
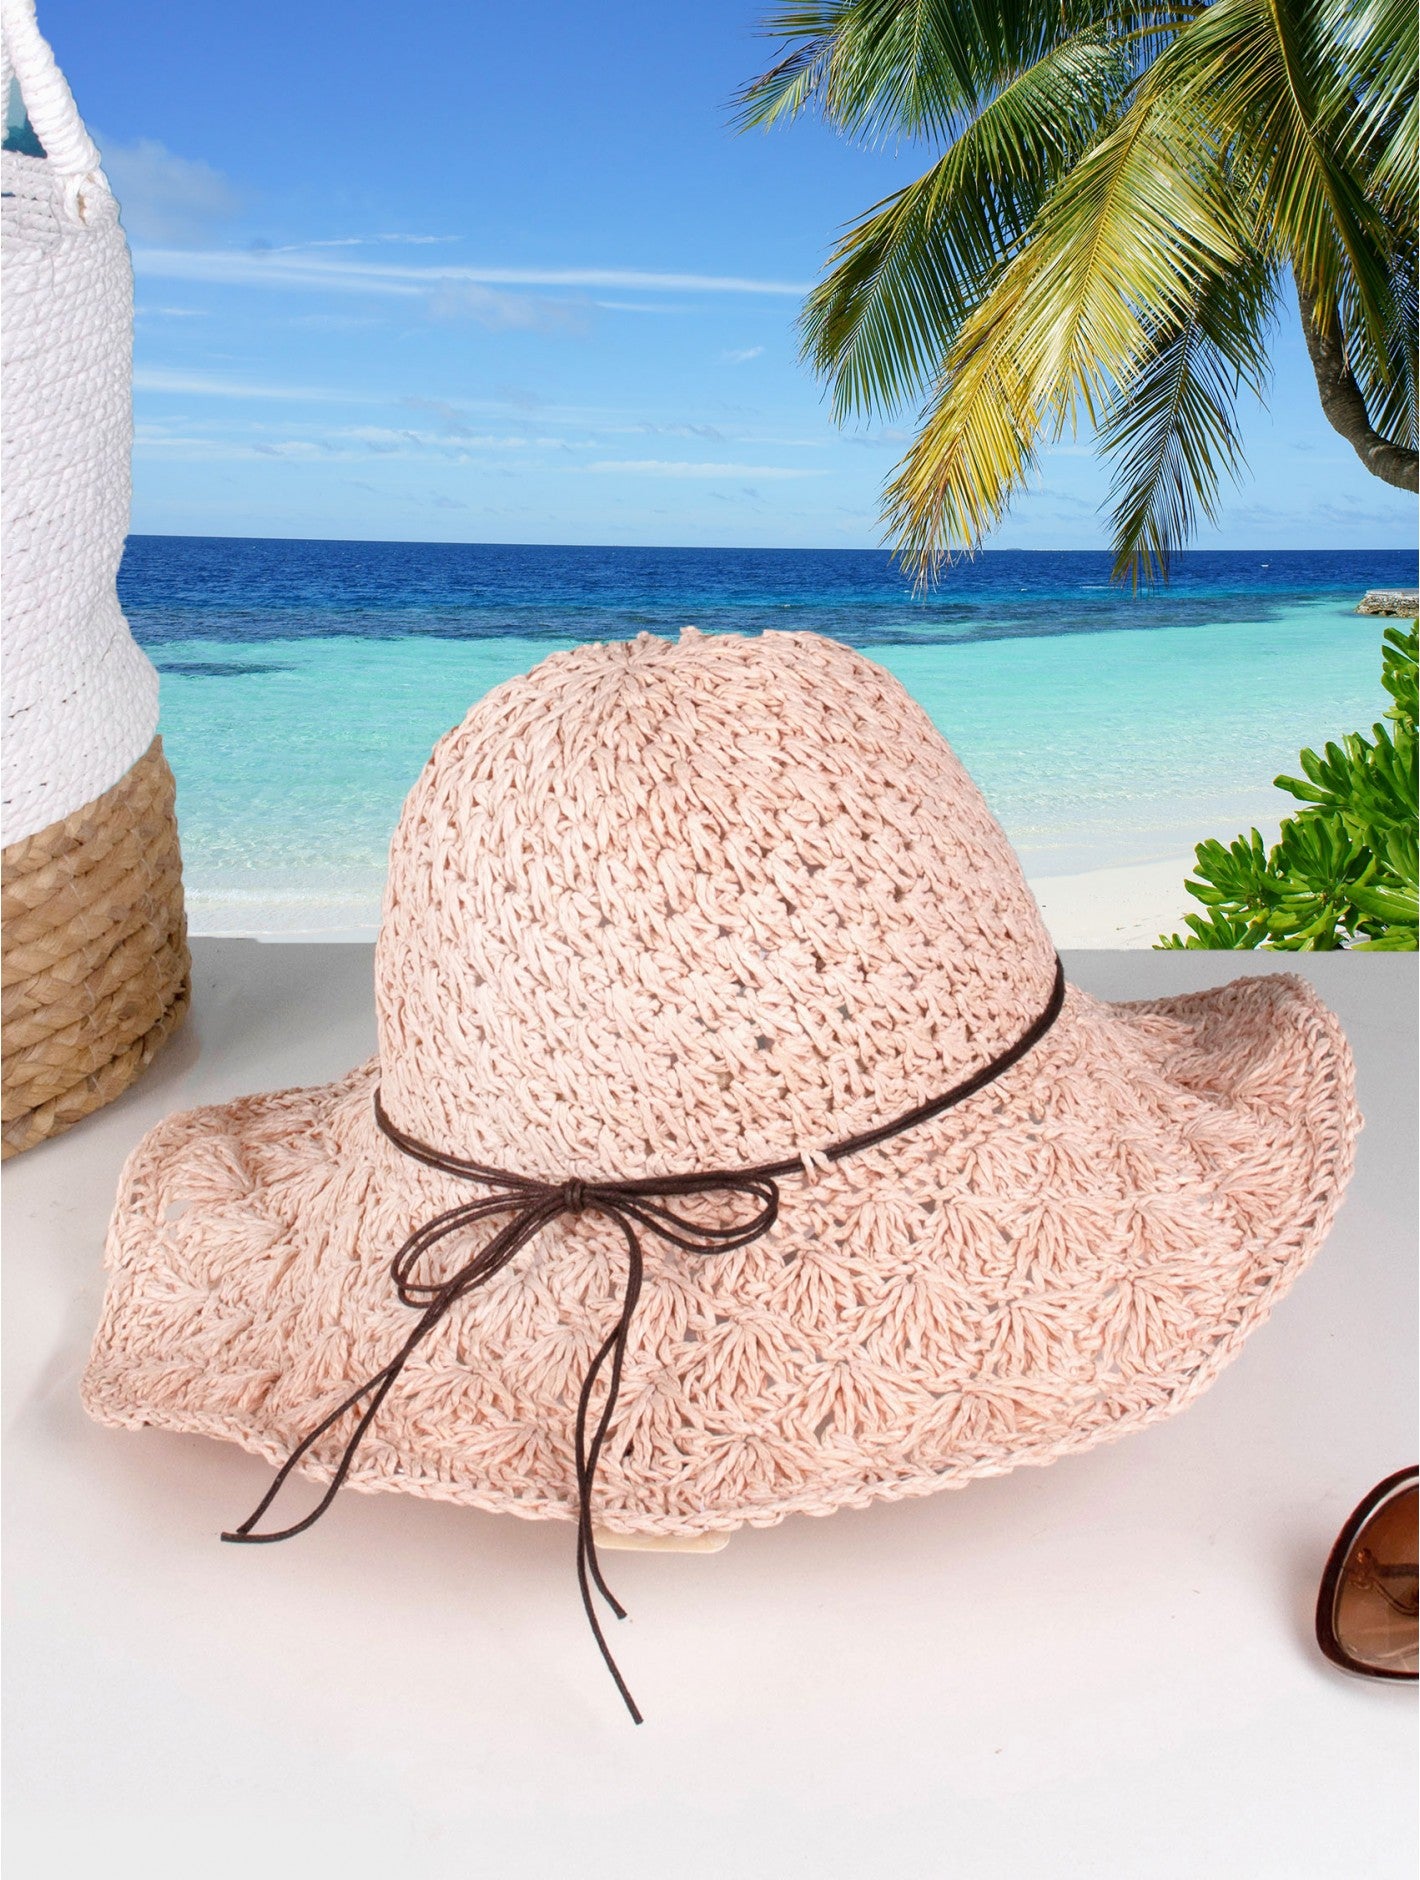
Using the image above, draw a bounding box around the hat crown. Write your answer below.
[375,630,1055,1179]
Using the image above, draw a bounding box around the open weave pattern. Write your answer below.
[3,736,189,1159]
[83,630,1359,1534]
[1,100,159,846]
[379,629,1059,1176]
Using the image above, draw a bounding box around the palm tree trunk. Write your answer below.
[1295,276,1419,493]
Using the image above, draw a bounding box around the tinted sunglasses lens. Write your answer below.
[1332,1484,1419,1676]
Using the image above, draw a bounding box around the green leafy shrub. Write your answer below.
[1160,623,1418,950]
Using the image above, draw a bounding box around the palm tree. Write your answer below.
[737,0,1418,582]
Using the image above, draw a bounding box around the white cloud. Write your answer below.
[132,420,585,463]
[585,459,824,479]
[134,368,364,402]
[639,422,725,441]
[426,281,591,333]
[131,248,810,298]
[401,396,477,435]
[273,234,462,250]
[592,300,684,314]
[722,345,765,364]
[132,374,831,461]
[283,312,384,331]
[341,425,568,451]
[99,139,240,245]
[842,426,913,448]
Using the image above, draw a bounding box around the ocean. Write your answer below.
[119,537,1419,937]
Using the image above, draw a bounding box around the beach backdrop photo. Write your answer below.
[13,0,1417,949]
[5,4,1418,1876]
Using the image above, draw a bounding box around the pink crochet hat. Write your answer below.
[84,628,1358,1716]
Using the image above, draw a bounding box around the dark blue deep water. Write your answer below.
[120,537,1418,652]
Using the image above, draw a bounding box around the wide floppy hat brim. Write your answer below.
[83,971,1357,1537]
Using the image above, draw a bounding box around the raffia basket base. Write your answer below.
[2,737,190,1160]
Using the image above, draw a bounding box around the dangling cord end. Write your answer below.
[219,1347,414,1544]
[219,1416,358,1545]
[577,1520,644,1725]
[570,1232,647,1721]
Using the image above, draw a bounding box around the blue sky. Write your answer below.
[37,0,1420,549]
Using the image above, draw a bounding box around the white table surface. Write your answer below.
[5,944,1416,1880]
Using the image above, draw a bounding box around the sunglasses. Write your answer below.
[1315,1466,1418,1681]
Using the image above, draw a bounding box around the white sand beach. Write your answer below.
[1029,856,1200,947]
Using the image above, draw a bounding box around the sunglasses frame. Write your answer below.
[1314,1465,1419,1682]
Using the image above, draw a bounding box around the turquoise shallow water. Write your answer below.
[148,596,1395,934]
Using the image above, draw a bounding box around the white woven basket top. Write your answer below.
[1,0,159,847]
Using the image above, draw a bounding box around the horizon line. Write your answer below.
[123,530,1420,556]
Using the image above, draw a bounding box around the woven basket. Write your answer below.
[2,1,190,1157]
[1,737,190,1159]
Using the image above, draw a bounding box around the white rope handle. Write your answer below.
[1,0,102,181]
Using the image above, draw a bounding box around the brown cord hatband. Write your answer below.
[224,955,1068,1721]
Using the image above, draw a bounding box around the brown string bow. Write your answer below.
[224,955,1067,1722]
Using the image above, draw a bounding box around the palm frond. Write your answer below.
[1339,241,1420,449]
[1315,0,1418,222]
[1148,0,1395,353]
[882,94,1245,574]
[1101,257,1279,584]
[734,8,841,130]
[801,32,1134,420]
[735,0,1106,142]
